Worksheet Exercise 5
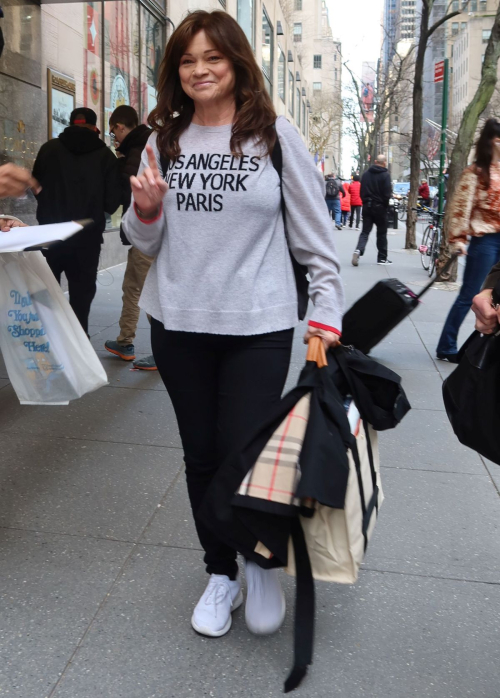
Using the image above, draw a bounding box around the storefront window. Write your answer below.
[278,48,285,102]
[104,0,140,146]
[141,7,164,123]
[83,2,103,134]
[261,7,273,97]
[237,0,254,49]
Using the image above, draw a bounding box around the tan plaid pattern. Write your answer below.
[238,393,311,505]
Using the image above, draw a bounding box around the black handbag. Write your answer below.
[442,281,500,465]
[342,254,459,354]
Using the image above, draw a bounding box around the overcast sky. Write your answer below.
[326,0,385,174]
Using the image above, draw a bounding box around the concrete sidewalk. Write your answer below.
[0,224,499,698]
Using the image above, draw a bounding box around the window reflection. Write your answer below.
[262,6,273,97]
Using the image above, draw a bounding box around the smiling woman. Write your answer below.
[121,8,344,650]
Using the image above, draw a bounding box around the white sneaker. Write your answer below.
[245,560,286,635]
[191,574,243,637]
[352,250,360,267]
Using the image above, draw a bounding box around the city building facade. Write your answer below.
[289,0,342,174]
[422,0,499,177]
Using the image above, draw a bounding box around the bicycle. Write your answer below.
[415,200,435,221]
[397,196,407,221]
[414,209,444,277]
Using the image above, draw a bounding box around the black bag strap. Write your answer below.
[492,279,500,306]
[415,252,461,300]
[271,125,309,322]
[284,517,315,693]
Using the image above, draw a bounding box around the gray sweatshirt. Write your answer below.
[122,116,344,336]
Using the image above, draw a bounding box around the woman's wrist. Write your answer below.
[134,203,162,222]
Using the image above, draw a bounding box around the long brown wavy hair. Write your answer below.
[474,118,500,189]
[149,10,277,161]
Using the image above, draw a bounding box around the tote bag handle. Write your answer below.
[306,336,328,367]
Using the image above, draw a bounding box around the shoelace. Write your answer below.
[204,580,230,618]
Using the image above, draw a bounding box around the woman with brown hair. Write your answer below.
[122,10,344,638]
[437,118,500,362]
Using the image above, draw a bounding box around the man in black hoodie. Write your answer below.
[32,108,121,334]
[103,105,156,370]
[352,154,393,266]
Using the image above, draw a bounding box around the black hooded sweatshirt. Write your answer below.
[33,126,121,248]
[360,165,393,209]
[116,124,151,244]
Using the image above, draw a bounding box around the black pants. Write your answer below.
[349,205,361,228]
[341,210,349,226]
[151,320,294,579]
[356,204,388,262]
[44,240,101,335]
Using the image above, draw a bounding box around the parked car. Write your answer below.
[393,182,410,198]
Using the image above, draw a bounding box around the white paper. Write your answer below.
[0,221,83,253]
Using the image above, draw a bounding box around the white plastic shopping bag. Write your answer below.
[0,251,108,405]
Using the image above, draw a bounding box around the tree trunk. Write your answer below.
[405,2,430,249]
[437,3,500,280]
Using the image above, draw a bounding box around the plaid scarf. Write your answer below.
[238,393,311,506]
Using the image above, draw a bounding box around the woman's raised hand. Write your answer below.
[130,144,169,219]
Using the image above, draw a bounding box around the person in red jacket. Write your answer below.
[340,180,351,226]
[349,174,362,229]
[418,179,430,207]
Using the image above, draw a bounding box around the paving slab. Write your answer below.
[0,434,183,540]
[365,467,500,583]
[369,341,435,372]
[0,378,9,391]
[379,408,485,474]
[140,470,201,550]
[393,369,444,411]
[50,545,500,698]
[0,384,181,448]
[0,529,132,698]
[87,324,109,338]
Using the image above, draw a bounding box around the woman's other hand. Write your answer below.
[452,241,468,256]
[303,325,341,350]
[0,164,41,198]
[130,145,169,219]
[472,289,499,334]
[0,217,28,232]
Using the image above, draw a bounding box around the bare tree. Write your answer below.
[309,92,343,171]
[343,42,414,175]
[405,0,469,249]
[437,3,500,280]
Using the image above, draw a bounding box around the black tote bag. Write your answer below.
[443,279,500,464]
[442,329,500,465]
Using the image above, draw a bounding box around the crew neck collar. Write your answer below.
[189,121,233,133]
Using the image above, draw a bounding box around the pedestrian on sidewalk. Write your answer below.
[436,118,500,362]
[418,179,431,207]
[122,9,344,640]
[352,154,393,267]
[104,105,157,370]
[325,172,345,230]
[349,174,362,229]
[340,179,351,227]
[32,108,121,335]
